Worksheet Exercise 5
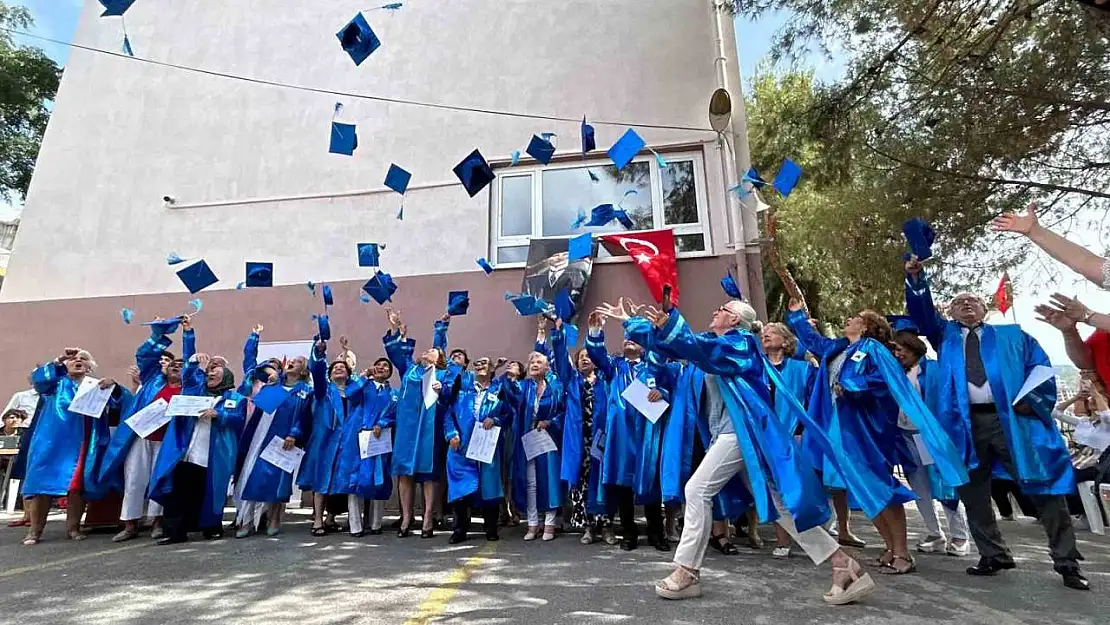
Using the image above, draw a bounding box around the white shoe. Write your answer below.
[580,529,595,545]
[945,540,970,557]
[828,525,839,537]
[524,526,538,541]
[602,526,619,545]
[772,545,791,558]
[916,535,946,553]
[149,527,165,540]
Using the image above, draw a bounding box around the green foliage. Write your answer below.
[0,1,61,202]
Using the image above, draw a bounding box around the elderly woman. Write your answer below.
[350,356,399,535]
[22,348,118,545]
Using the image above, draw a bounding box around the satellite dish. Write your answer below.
[709,88,732,133]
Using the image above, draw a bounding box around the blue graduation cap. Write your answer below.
[564,323,580,349]
[573,204,634,230]
[902,217,935,261]
[772,158,803,198]
[509,294,550,317]
[581,117,596,154]
[743,167,768,189]
[166,252,186,265]
[336,13,381,66]
[316,314,332,341]
[252,385,291,413]
[526,135,556,165]
[121,308,134,325]
[447,291,470,316]
[607,128,646,170]
[384,164,411,194]
[245,262,273,288]
[568,232,593,261]
[362,270,398,304]
[143,317,183,334]
[554,289,575,322]
[476,257,495,274]
[322,285,334,307]
[330,122,358,155]
[886,315,921,335]
[453,149,495,198]
[176,260,218,294]
[99,0,136,17]
[358,243,381,267]
[721,268,742,299]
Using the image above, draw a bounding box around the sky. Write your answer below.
[3,1,1104,364]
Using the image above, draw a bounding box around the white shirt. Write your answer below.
[4,388,39,427]
[184,416,212,467]
[960,325,993,404]
[898,364,922,431]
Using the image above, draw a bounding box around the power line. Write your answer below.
[2,27,717,134]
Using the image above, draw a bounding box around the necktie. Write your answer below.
[965,328,988,387]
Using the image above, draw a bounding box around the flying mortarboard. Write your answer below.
[99,0,136,17]
[176,260,218,294]
[509,294,551,317]
[336,13,381,66]
[607,128,646,171]
[120,308,134,325]
[143,317,183,334]
[358,243,381,267]
[245,262,273,288]
[322,285,334,307]
[554,289,575,322]
[721,268,742,299]
[743,167,768,189]
[581,117,596,154]
[902,217,936,261]
[316,314,332,341]
[166,252,186,265]
[447,291,470,316]
[252,385,290,414]
[453,149,495,198]
[526,135,556,165]
[568,232,593,261]
[384,164,411,194]
[572,204,633,230]
[362,270,398,305]
[476,257,495,274]
[330,122,358,156]
[771,158,803,198]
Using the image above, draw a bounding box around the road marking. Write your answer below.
[0,541,150,579]
[402,541,498,625]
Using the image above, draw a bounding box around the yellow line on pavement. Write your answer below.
[0,540,150,579]
[402,541,498,625]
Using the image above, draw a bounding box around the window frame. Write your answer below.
[489,150,713,268]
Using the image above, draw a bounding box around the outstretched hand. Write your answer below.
[596,298,632,322]
[992,202,1038,236]
[904,255,924,277]
[252,323,264,335]
[642,305,668,328]
[788,298,806,313]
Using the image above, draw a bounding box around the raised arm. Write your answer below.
[585,311,617,380]
[433,315,450,353]
[383,330,415,379]
[903,263,947,350]
[136,327,175,384]
[994,203,1108,288]
[549,320,577,385]
[1035,304,1095,370]
[634,310,761,378]
[310,340,328,399]
[785,308,846,360]
[242,324,262,376]
[181,319,196,361]
[31,359,69,396]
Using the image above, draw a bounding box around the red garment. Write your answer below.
[599,229,680,305]
[67,418,92,494]
[148,384,182,442]
[1086,330,1110,390]
[993,272,1013,315]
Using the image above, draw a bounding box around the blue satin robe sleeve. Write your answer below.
[550,325,577,386]
[585,329,616,380]
[839,352,888,397]
[181,329,196,362]
[785,310,843,359]
[384,330,415,379]
[310,350,328,400]
[904,270,947,350]
[138,330,174,381]
[242,331,260,375]
[434,320,449,352]
[32,362,67,395]
[643,311,761,377]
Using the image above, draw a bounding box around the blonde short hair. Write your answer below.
[763,323,798,357]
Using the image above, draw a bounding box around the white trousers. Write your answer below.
[674,434,839,570]
[347,495,365,535]
[905,466,969,541]
[526,461,556,528]
[121,439,163,521]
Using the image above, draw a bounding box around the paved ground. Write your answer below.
[1,505,1107,625]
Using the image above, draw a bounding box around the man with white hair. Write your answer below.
[905,257,1087,591]
[601,294,874,605]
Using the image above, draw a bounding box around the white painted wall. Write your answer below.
[3,0,734,302]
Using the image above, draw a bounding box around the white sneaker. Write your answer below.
[945,540,970,557]
[772,545,791,558]
[916,535,946,553]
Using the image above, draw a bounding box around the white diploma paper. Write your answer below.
[166,394,219,417]
[359,427,393,459]
[912,433,935,466]
[466,423,501,464]
[1012,365,1058,406]
[521,428,558,461]
[124,398,171,439]
[422,367,439,409]
[68,377,114,418]
[1074,421,1110,452]
[621,379,669,424]
[259,435,304,473]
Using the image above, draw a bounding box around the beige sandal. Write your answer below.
[524,526,539,541]
[22,532,41,546]
[823,562,876,605]
[655,568,702,600]
[68,529,88,542]
[542,525,556,541]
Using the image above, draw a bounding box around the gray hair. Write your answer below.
[76,349,97,374]
[723,300,759,331]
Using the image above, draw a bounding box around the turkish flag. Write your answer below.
[599,229,680,305]
[993,272,1013,315]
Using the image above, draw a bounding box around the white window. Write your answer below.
[491,151,711,266]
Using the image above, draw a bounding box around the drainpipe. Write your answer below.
[710,0,767,319]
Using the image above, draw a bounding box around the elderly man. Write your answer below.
[905,258,1088,590]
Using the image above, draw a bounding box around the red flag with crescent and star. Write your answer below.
[599,229,680,305]
[993,271,1013,315]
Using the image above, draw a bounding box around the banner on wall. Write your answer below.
[521,237,598,323]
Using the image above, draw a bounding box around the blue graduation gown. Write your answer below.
[506,376,564,513]
[906,270,1072,495]
[148,358,247,528]
[772,358,813,434]
[445,381,507,504]
[786,309,969,518]
[384,330,459,479]
[297,351,368,494]
[551,325,606,515]
[22,364,121,498]
[237,379,314,503]
[99,328,191,494]
[348,381,398,500]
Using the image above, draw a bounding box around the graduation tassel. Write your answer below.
[650,149,668,168]
[121,17,134,57]
[396,200,404,220]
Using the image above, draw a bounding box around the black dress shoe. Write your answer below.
[449,530,468,544]
[368,528,383,535]
[397,523,413,538]
[202,530,224,540]
[349,531,365,538]
[966,557,1016,576]
[1056,566,1091,591]
[421,528,435,539]
[651,535,671,552]
[485,532,499,542]
[156,536,188,546]
[620,538,637,551]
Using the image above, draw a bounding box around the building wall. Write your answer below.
[2,0,730,302]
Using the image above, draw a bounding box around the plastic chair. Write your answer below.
[1077,482,1105,535]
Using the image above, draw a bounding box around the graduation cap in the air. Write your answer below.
[554,289,576,322]
[902,217,936,261]
[384,164,411,195]
[315,314,332,341]
[572,204,634,230]
[99,0,136,17]
[337,13,381,66]
[176,260,218,294]
[143,317,183,334]
[330,122,358,155]
[447,291,470,316]
[322,285,334,307]
[476,257,495,274]
[607,128,646,171]
[245,262,273,288]
[772,159,803,198]
[251,385,290,413]
[743,168,768,189]
[886,315,921,335]
[526,135,556,165]
[581,117,596,154]
[721,268,742,299]
[362,270,398,305]
[358,243,381,267]
[121,308,134,325]
[509,294,551,317]
[453,149,495,198]
[568,232,593,261]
